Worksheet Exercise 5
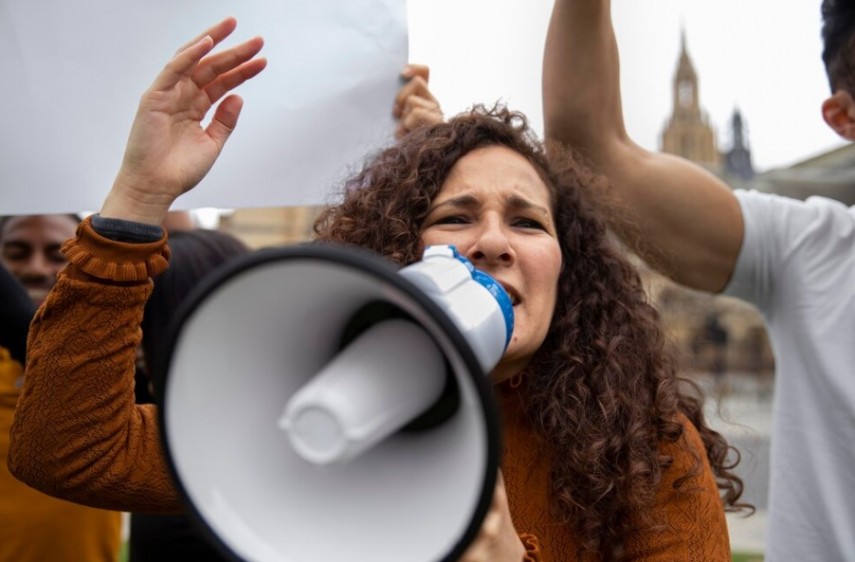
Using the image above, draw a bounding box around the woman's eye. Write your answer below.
[514,218,545,230]
[435,215,469,225]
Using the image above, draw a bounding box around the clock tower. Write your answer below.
[661,32,720,167]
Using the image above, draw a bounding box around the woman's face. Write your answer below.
[420,145,563,383]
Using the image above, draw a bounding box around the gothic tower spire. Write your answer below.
[661,31,720,168]
[725,107,755,181]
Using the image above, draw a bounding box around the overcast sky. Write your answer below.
[409,0,847,172]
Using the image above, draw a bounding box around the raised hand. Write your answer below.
[101,18,267,225]
[393,64,444,139]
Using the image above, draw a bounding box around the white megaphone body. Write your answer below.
[155,244,513,562]
[278,245,513,466]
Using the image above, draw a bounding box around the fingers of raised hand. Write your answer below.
[192,36,265,95]
[173,17,238,56]
[202,58,267,109]
[205,95,245,150]
[153,19,264,101]
[153,35,217,92]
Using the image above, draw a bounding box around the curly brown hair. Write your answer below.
[314,105,747,560]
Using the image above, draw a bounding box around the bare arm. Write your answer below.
[542,0,743,292]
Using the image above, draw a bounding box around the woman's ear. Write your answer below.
[821,90,855,140]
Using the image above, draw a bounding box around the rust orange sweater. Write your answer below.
[498,382,730,561]
[9,218,730,560]
[8,218,181,513]
[1,348,123,562]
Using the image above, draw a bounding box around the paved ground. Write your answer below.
[697,373,772,556]
[728,509,767,556]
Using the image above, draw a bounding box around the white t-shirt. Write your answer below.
[726,190,855,562]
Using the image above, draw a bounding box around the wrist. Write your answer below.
[100,177,175,226]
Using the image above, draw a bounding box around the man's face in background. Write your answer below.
[0,215,78,305]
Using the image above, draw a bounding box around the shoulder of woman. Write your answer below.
[664,412,704,451]
[657,412,717,491]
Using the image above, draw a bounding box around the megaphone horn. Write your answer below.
[155,243,512,562]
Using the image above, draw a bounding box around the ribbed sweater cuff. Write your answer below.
[61,216,170,282]
[90,213,164,243]
[520,533,542,561]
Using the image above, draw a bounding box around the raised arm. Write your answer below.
[8,19,266,513]
[543,0,743,292]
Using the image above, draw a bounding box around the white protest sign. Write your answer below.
[0,0,407,215]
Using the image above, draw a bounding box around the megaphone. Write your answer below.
[154,243,513,562]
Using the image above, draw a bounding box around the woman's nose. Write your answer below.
[466,224,514,267]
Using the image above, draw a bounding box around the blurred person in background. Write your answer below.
[0,213,123,562]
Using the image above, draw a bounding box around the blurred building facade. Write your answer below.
[635,34,772,381]
[219,206,322,249]
[650,34,853,382]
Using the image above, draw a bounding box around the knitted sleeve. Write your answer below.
[623,415,731,561]
[7,217,183,514]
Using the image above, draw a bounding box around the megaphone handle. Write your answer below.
[280,319,447,464]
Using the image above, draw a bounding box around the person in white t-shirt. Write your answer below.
[538,1,855,560]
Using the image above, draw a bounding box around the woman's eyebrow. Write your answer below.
[429,193,550,217]
[507,194,550,217]
[430,194,480,211]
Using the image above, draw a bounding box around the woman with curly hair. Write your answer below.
[316,106,747,561]
[9,18,746,562]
